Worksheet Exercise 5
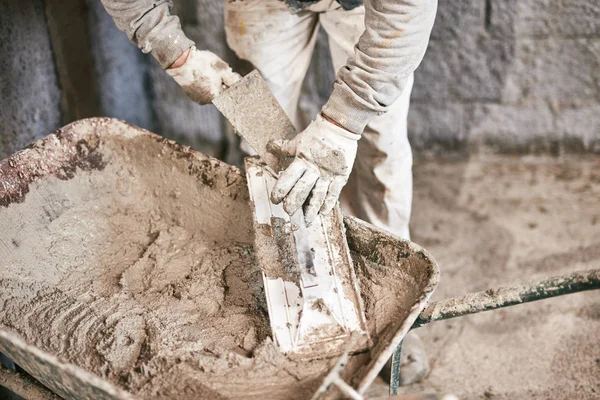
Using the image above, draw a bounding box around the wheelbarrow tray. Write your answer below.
[0,118,439,399]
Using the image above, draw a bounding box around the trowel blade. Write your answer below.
[213,70,294,172]
[245,157,370,359]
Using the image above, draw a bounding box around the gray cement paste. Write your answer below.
[0,124,426,399]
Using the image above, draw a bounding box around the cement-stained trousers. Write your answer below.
[224,0,414,239]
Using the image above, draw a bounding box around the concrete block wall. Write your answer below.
[409,0,600,156]
[1,0,599,161]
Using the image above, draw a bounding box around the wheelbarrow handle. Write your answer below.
[412,268,600,329]
[391,269,600,396]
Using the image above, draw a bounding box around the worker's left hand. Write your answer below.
[268,114,358,224]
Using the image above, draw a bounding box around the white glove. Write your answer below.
[268,114,359,224]
[166,46,241,105]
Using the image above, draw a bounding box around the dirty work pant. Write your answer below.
[224,0,414,239]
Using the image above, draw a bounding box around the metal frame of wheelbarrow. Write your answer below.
[388,268,600,396]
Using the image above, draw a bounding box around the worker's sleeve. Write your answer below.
[100,0,195,68]
[322,0,437,134]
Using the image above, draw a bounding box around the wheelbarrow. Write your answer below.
[0,118,439,399]
[0,118,598,399]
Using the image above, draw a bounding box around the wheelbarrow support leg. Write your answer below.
[389,340,403,396]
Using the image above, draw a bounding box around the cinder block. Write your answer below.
[430,0,485,41]
[408,103,467,156]
[0,1,61,159]
[413,37,516,103]
[556,105,600,153]
[468,103,560,153]
[487,0,518,39]
[515,0,600,38]
[2,0,598,159]
[503,39,600,105]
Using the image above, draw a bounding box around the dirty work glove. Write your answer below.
[268,114,358,224]
[166,46,241,105]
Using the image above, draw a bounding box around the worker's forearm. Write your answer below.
[100,0,194,68]
[322,0,437,134]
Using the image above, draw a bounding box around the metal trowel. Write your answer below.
[213,70,369,359]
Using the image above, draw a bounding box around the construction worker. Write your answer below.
[101,0,436,384]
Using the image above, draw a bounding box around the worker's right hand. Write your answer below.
[166,46,241,105]
[268,114,359,224]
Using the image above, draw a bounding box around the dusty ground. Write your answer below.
[370,156,600,399]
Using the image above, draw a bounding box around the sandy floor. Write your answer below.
[369,156,600,399]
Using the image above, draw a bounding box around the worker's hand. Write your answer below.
[166,46,241,105]
[268,114,358,224]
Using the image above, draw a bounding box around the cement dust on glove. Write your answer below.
[268,114,359,224]
[166,46,241,104]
